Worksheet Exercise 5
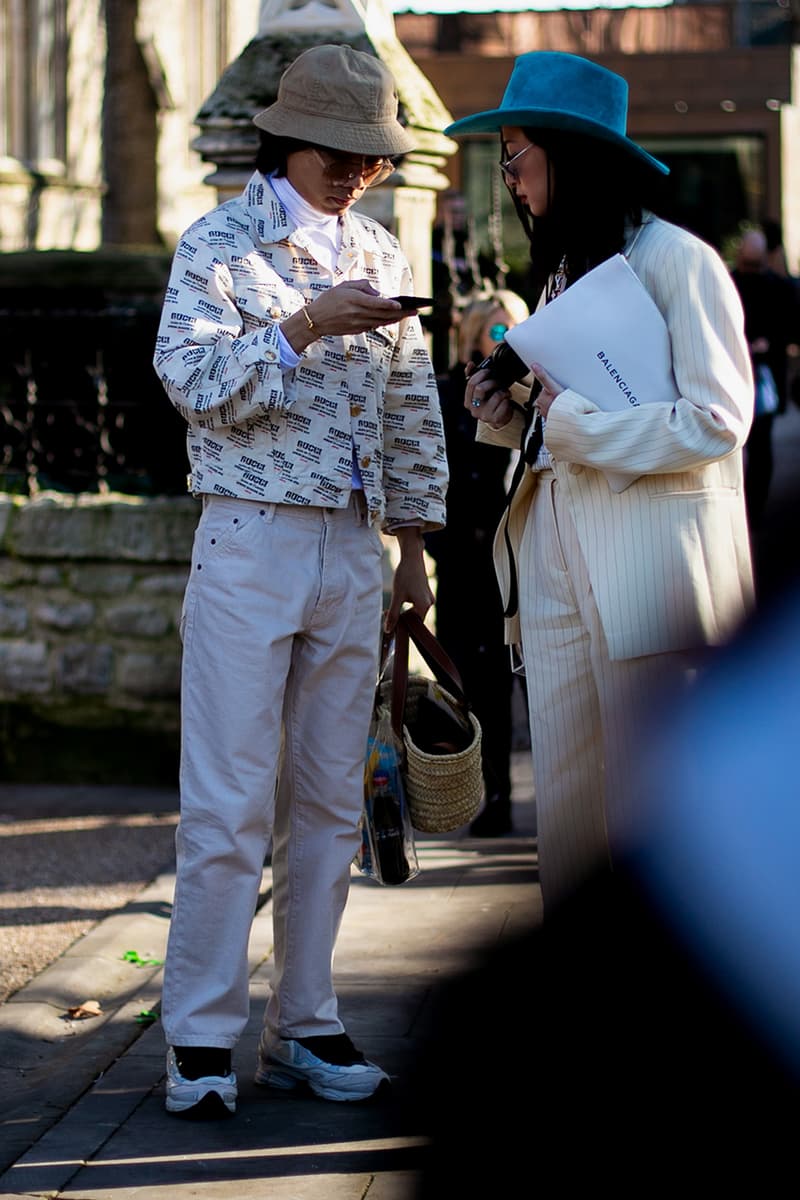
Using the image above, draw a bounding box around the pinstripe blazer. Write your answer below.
[478,216,755,660]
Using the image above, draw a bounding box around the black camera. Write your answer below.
[475,341,530,391]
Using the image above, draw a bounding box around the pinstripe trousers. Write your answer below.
[162,494,384,1049]
[518,470,691,911]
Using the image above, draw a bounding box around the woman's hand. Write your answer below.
[464,362,513,430]
[531,361,564,419]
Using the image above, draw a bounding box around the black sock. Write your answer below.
[174,1046,231,1079]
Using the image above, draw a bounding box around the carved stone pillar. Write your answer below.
[191,0,456,296]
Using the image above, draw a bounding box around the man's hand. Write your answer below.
[281,280,408,353]
[384,527,433,633]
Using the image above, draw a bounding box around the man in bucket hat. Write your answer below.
[154,43,447,1119]
[445,51,754,913]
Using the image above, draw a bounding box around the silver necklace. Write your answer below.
[548,255,568,302]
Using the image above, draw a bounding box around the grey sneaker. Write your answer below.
[165,1047,237,1117]
[254,1030,389,1101]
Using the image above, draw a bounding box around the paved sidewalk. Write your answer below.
[0,756,538,1199]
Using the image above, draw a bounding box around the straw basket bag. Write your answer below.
[380,610,483,834]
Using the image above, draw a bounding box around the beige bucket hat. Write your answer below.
[253,44,415,158]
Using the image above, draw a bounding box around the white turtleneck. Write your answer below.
[270,171,342,273]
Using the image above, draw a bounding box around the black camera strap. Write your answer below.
[499,379,542,619]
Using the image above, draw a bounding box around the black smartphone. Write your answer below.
[389,295,435,310]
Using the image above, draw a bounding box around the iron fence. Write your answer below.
[0,251,188,497]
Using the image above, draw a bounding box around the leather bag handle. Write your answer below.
[383,609,469,743]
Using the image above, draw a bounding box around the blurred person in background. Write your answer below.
[731,228,797,527]
[425,290,530,836]
[429,189,495,373]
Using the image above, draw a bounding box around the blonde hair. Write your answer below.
[456,289,530,363]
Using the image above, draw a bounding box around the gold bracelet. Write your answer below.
[302,305,315,332]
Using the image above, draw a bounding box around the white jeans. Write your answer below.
[519,471,690,911]
[162,494,384,1050]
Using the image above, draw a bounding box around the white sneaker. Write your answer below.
[165,1047,237,1117]
[254,1031,389,1102]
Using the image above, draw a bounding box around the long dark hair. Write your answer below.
[508,128,666,301]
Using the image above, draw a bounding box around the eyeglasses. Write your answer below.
[311,148,395,189]
[498,142,534,185]
[488,322,509,342]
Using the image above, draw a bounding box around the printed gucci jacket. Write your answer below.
[154,172,447,532]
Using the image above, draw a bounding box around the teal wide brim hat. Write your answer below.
[444,50,669,176]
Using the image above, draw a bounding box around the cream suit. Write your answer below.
[478,216,755,907]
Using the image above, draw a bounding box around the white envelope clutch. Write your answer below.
[504,254,680,490]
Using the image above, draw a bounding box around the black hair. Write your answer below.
[508,128,667,301]
[255,131,314,177]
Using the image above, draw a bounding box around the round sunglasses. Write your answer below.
[311,148,395,189]
[498,142,535,185]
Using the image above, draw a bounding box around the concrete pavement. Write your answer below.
[0,755,539,1199]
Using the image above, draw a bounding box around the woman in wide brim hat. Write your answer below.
[445,51,755,913]
[446,50,669,302]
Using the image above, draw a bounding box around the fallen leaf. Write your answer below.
[135,1009,159,1026]
[65,999,102,1020]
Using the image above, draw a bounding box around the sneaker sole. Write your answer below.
[166,1090,236,1119]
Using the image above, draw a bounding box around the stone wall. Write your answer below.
[0,491,402,784]
[0,492,197,783]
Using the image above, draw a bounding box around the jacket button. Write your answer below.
[269,306,281,319]
[351,404,362,417]
[361,456,371,469]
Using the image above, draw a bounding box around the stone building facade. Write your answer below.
[0,0,257,252]
[3,2,796,261]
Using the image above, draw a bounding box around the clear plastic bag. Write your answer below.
[355,701,419,886]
